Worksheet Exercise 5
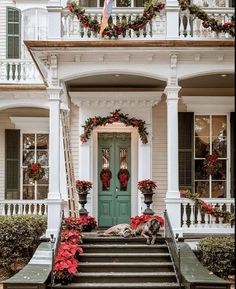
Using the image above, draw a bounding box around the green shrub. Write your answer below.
[197,236,235,278]
[0,215,47,274]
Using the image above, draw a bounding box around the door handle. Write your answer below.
[115,195,118,198]
[116,187,119,192]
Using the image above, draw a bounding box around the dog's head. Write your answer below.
[123,227,136,238]
[146,218,161,234]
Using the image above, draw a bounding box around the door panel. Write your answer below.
[98,133,131,227]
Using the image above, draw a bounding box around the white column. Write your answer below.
[46,87,65,238]
[165,0,180,38]
[47,0,62,40]
[165,85,182,235]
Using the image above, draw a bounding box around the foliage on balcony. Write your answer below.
[180,189,235,223]
[178,0,235,37]
[67,0,165,38]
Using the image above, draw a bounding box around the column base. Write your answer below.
[165,194,182,237]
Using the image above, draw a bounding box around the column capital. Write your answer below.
[47,87,62,101]
[164,86,181,100]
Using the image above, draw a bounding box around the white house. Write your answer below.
[0,0,234,238]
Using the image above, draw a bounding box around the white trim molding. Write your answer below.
[182,96,235,114]
[10,117,49,132]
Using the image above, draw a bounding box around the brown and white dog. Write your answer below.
[98,218,161,245]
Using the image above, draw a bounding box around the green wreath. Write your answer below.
[26,163,45,181]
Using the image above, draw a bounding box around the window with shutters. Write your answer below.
[194,115,228,198]
[7,7,21,59]
[22,134,49,200]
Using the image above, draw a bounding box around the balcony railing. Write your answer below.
[0,59,43,85]
[180,198,235,233]
[0,200,47,216]
[61,7,234,40]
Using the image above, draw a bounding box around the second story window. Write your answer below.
[7,7,21,58]
[79,0,146,7]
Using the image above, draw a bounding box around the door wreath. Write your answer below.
[100,168,112,191]
[26,163,45,181]
[118,169,130,191]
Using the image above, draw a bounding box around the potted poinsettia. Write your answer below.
[75,180,92,215]
[77,215,97,232]
[137,179,157,215]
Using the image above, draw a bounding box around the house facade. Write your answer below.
[0,0,234,237]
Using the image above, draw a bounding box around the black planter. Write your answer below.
[61,278,69,285]
[141,189,154,215]
[78,190,89,216]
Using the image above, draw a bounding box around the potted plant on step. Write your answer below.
[137,179,157,215]
[75,180,92,216]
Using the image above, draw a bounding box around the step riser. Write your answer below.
[54,285,180,289]
[81,247,169,253]
[79,256,172,262]
[74,276,177,283]
[79,265,174,273]
[82,238,165,245]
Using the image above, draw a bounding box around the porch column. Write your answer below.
[46,87,64,238]
[165,85,182,234]
[165,0,180,38]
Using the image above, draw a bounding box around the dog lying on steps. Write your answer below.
[97,218,161,245]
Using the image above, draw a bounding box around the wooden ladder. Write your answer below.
[61,110,79,217]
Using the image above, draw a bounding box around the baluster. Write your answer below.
[197,206,202,226]
[182,203,188,228]
[33,203,37,215]
[151,16,158,38]
[192,18,199,38]
[45,205,48,215]
[1,204,5,215]
[186,13,191,38]
[146,21,151,39]
[189,203,195,228]
[20,61,26,81]
[12,204,16,215]
[39,204,42,215]
[112,13,116,26]
[7,204,11,216]
[23,204,27,215]
[179,12,185,38]
[211,202,216,227]
[15,61,19,82]
[8,62,13,81]
[199,20,205,38]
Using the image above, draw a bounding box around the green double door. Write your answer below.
[98,133,131,227]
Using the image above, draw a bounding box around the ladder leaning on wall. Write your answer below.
[61,110,79,217]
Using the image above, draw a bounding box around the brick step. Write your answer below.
[79,252,171,263]
[79,262,174,272]
[53,282,181,289]
[80,244,169,253]
[73,272,177,283]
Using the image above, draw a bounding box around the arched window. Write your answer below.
[7,7,21,58]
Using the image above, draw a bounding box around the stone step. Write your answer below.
[79,262,174,272]
[79,252,171,263]
[80,244,169,253]
[53,282,181,289]
[81,235,165,245]
[73,272,177,283]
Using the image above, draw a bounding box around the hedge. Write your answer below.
[197,236,235,278]
[0,215,47,275]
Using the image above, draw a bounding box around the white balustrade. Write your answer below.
[0,59,43,84]
[179,198,235,234]
[179,8,234,39]
[0,200,48,216]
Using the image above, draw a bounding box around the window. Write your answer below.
[77,0,146,7]
[22,134,49,200]
[7,7,21,58]
[194,115,228,198]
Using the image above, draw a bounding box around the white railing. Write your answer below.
[0,200,48,216]
[180,198,235,233]
[0,59,43,84]
[61,7,166,40]
[179,8,234,39]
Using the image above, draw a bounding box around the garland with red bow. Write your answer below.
[26,163,45,181]
[100,169,112,191]
[118,169,130,191]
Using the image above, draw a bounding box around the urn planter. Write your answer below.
[141,189,155,215]
[78,191,89,216]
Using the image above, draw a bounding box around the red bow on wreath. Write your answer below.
[118,169,130,191]
[100,169,112,191]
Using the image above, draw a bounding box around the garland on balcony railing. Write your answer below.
[67,0,165,38]
[180,189,235,223]
[178,0,235,37]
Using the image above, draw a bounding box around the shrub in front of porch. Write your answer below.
[196,236,235,279]
[0,215,47,279]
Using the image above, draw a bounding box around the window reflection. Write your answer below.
[120,148,128,169]
[102,148,110,169]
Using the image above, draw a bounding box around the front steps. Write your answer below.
[53,234,181,289]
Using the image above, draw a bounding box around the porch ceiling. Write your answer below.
[67,74,166,91]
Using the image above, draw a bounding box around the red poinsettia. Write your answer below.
[61,229,82,244]
[137,179,157,192]
[130,214,164,230]
[75,180,92,193]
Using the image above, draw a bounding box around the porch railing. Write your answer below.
[180,198,235,233]
[0,200,48,216]
[0,59,43,84]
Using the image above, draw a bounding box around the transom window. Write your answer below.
[194,115,228,198]
[22,133,49,200]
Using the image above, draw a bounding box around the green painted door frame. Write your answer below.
[98,133,131,227]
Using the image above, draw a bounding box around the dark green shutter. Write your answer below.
[230,112,235,197]
[5,129,20,199]
[178,112,194,190]
[7,7,21,59]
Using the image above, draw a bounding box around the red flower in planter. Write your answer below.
[137,180,157,192]
[61,229,82,244]
[75,180,92,193]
